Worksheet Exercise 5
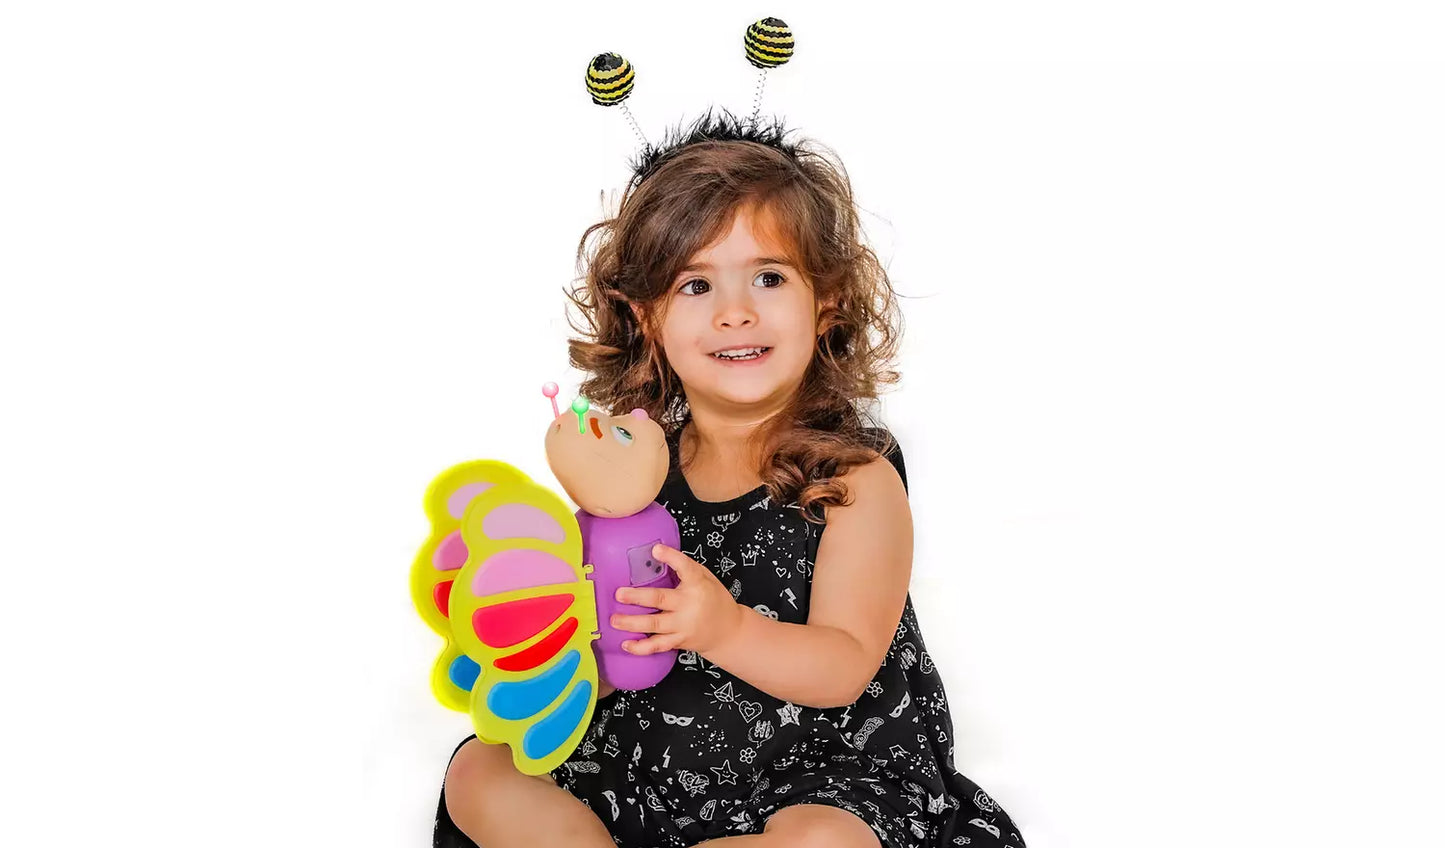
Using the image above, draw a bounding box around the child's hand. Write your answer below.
[611,544,744,658]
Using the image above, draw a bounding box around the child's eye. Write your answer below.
[754,271,785,288]
[611,425,634,445]
[678,278,710,296]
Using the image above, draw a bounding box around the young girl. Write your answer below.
[433,113,1025,848]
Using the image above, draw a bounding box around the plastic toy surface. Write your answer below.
[410,387,679,774]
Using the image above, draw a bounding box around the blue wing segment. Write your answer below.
[447,655,481,691]
[523,680,594,760]
[486,650,582,721]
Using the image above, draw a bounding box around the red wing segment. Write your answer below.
[433,580,454,617]
[473,593,575,648]
[494,617,580,672]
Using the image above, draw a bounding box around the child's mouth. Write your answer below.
[710,346,772,364]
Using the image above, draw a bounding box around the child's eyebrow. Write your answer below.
[678,257,794,273]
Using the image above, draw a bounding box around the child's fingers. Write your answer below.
[611,611,672,634]
[615,586,677,609]
[651,544,698,575]
[622,633,683,656]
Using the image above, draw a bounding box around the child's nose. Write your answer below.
[715,300,758,328]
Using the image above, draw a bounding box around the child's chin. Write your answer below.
[711,382,782,407]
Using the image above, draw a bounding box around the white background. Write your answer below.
[2,3,1442,846]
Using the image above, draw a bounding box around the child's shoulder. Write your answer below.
[859,426,907,496]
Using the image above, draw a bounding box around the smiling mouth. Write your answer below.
[711,346,772,361]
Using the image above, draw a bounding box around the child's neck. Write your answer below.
[679,411,780,502]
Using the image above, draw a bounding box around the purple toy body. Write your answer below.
[578,501,680,690]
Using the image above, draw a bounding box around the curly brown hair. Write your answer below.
[565,112,902,523]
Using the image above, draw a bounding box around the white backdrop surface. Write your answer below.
[2,3,1442,847]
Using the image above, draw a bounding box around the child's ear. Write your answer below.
[814,295,834,335]
[629,302,649,332]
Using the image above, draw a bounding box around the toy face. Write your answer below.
[544,406,670,517]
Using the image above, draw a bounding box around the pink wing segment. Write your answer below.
[482,503,566,544]
[473,548,577,596]
[447,482,495,520]
[432,531,468,571]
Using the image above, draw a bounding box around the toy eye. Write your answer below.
[611,425,634,445]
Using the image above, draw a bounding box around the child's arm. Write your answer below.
[612,457,913,709]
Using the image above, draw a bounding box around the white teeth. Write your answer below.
[713,347,768,360]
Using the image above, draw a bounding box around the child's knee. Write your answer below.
[763,803,881,848]
[443,740,552,821]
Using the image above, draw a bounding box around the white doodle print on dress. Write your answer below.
[852,716,884,748]
[718,554,736,576]
[890,690,912,718]
[729,578,743,599]
[749,495,770,510]
[678,650,722,678]
[684,545,707,564]
[741,551,758,568]
[712,511,741,530]
[753,603,779,620]
[661,711,694,727]
[969,818,1002,838]
[677,770,710,797]
[601,789,621,821]
[708,681,738,706]
[781,587,798,609]
[776,702,802,726]
[699,799,717,820]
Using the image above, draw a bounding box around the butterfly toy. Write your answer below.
[410,383,680,774]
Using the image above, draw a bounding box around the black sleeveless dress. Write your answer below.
[434,433,1025,848]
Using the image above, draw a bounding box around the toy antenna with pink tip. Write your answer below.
[542,382,560,418]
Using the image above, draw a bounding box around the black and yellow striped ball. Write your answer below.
[585,53,635,107]
[744,17,794,69]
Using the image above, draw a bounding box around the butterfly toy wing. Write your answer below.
[410,460,602,774]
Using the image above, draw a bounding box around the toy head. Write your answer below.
[544,402,670,517]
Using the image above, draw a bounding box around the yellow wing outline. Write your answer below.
[410,461,531,712]
[450,477,601,775]
[410,459,602,775]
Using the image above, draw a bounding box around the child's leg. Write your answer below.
[694,804,881,848]
[443,739,614,848]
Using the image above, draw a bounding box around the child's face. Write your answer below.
[652,202,819,417]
